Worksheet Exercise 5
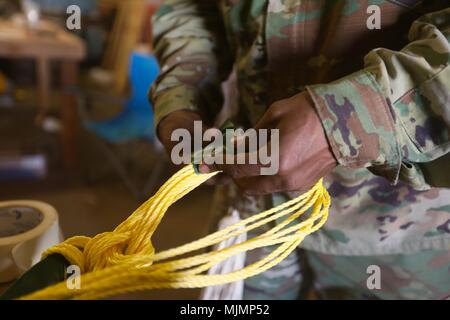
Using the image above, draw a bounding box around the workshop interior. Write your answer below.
[0,0,449,303]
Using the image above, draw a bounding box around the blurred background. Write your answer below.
[0,0,214,299]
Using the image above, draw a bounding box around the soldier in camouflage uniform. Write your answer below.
[150,0,450,299]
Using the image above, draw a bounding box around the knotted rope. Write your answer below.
[21,165,329,300]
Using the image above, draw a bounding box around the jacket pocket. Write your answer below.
[395,67,450,155]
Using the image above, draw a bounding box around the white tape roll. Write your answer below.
[0,200,63,283]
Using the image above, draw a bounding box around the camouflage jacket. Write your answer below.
[151,0,450,255]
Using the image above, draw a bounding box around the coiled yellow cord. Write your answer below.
[20,165,330,300]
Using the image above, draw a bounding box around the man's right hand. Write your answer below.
[157,110,231,186]
[157,110,204,156]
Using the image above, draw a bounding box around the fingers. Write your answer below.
[234,175,285,195]
[203,173,232,186]
[199,153,266,182]
[234,175,294,196]
[197,164,232,186]
[201,149,269,179]
[199,157,279,194]
[233,171,317,196]
[157,110,204,154]
[201,134,276,179]
[186,92,336,195]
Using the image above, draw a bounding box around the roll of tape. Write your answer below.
[0,200,63,283]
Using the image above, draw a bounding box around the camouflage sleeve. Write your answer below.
[150,0,234,127]
[306,8,450,189]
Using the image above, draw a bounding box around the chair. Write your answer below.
[78,51,165,199]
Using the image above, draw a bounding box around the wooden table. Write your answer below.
[0,19,86,168]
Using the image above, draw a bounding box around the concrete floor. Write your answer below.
[0,105,216,299]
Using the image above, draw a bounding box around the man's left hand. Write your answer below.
[200,91,337,195]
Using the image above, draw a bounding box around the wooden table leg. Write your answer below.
[60,61,79,169]
[36,57,51,124]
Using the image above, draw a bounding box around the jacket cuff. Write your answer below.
[306,70,402,183]
[150,85,200,128]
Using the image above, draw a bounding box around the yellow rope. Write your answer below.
[20,165,330,300]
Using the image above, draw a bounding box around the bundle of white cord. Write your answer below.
[200,210,247,300]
